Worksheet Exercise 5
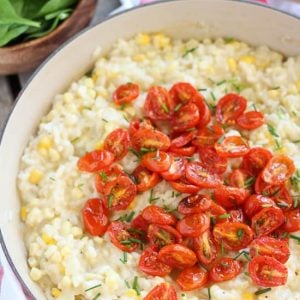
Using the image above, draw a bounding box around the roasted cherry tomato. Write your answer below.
[198,146,228,175]
[142,205,176,225]
[251,207,284,236]
[176,213,210,237]
[242,147,273,176]
[243,194,276,218]
[171,131,195,148]
[169,82,200,104]
[186,162,221,188]
[254,173,282,196]
[131,214,149,232]
[77,150,115,172]
[215,93,247,124]
[214,185,249,208]
[158,244,197,269]
[131,128,171,151]
[169,146,196,157]
[215,136,249,158]
[112,82,139,105]
[194,230,219,265]
[193,125,224,147]
[161,155,186,181]
[272,186,293,210]
[103,128,130,160]
[236,111,265,130]
[209,258,242,282]
[171,102,200,132]
[228,209,245,223]
[249,255,288,287]
[213,222,253,250]
[148,224,182,248]
[262,155,295,185]
[207,202,228,224]
[177,194,212,215]
[195,97,211,128]
[144,86,174,120]
[142,151,172,173]
[249,236,290,263]
[144,283,177,300]
[82,198,109,236]
[282,209,300,232]
[104,175,137,210]
[107,221,141,252]
[138,245,172,277]
[228,169,254,190]
[176,265,208,291]
[129,118,153,138]
[169,175,200,194]
[132,165,161,192]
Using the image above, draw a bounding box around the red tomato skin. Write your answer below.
[131,214,149,232]
[228,209,245,223]
[161,155,186,181]
[132,165,161,192]
[249,236,290,263]
[282,209,300,232]
[158,244,197,269]
[171,131,195,148]
[176,213,210,237]
[113,83,139,105]
[209,258,242,282]
[237,111,265,130]
[251,207,284,236]
[228,169,253,189]
[195,97,211,128]
[215,136,249,158]
[177,194,212,215]
[129,118,153,138]
[169,146,196,157]
[144,283,178,300]
[243,194,276,218]
[148,224,182,248]
[82,198,109,236]
[142,151,172,173]
[169,179,200,194]
[215,93,247,124]
[176,265,208,291]
[207,202,228,224]
[249,255,288,287]
[103,128,130,160]
[193,125,224,147]
[272,187,293,210]
[142,205,176,225]
[138,246,172,277]
[254,173,282,196]
[169,82,199,104]
[77,150,115,172]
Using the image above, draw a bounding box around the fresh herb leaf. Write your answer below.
[208,287,212,300]
[267,124,279,137]
[220,240,225,256]
[210,91,217,101]
[85,284,102,292]
[129,147,141,158]
[244,176,255,188]
[108,194,113,208]
[119,252,127,264]
[182,47,197,57]
[124,280,130,289]
[102,118,108,123]
[234,250,250,261]
[92,293,101,300]
[198,88,207,92]
[174,103,182,112]
[224,37,235,43]
[217,135,225,144]
[132,276,140,296]
[254,288,272,295]
[218,213,230,219]
[149,189,159,203]
[117,211,135,223]
[99,171,108,182]
[252,103,257,111]
[290,234,300,244]
[216,80,226,86]
[237,228,244,240]
[120,238,143,245]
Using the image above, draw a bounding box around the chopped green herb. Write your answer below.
[129,147,141,158]
[254,288,272,295]
[244,271,250,277]
[216,80,226,86]
[217,135,225,144]
[204,100,216,113]
[124,280,131,288]
[252,103,257,111]
[120,238,143,245]
[99,171,108,182]
[293,196,300,208]
[182,47,197,57]
[127,227,145,236]
[140,147,156,154]
[208,287,212,300]
[210,216,216,226]
[132,276,141,296]
[172,191,175,198]
[102,118,108,123]
[85,284,102,292]
[277,202,289,208]
[120,252,127,264]
[121,103,126,110]
[77,183,84,189]
[218,213,231,219]
[220,240,225,256]
[163,205,177,213]
[275,139,282,150]
[244,176,255,188]
[290,234,300,244]
[176,192,182,197]
[174,103,182,112]
[237,228,244,240]
[224,37,235,43]
[293,140,300,143]
[271,86,280,90]
[71,137,80,144]
[123,113,130,123]
[117,211,135,223]
[234,250,250,261]
[149,189,160,203]
[198,262,208,271]
[49,177,55,181]
[267,124,279,137]
[198,88,207,92]
[210,91,217,101]
[85,69,93,77]
[92,293,101,300]
[161,103,169,113]
[108,194,113,208]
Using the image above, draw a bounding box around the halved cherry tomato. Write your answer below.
[144,283,177,300]
[138,245,172,277]
[158,244,197,269]
[131,214,149,232]
[215,136,249,158]
[171,102,200,132]
[195,97,211,128]
[193,125,224,147]
[142,151,172,173]
[215,93,247,124]
[228,169,254,190]
[169,146,196,157]
[242,147,273,176]
[209,258,242,282]
[249,236,290,263]
[144,86,174,120]
[104,175,137,210]
[107,221,141,252]
[161,155,186,181]
[194,230,219,265]
[129,118,153,138]
[77,150,115,172]
[243,194,276,218]
[82,198,109,236]
[131,128,171,151]
[198,146,228,175]
[272,186,292,210]
[176,213,210,237]
[214,185,249,208]
[249,255,288,287]
[207,202,227,224]
[254,173,282,196]
[171,131,195,148]
[169,177,200,194]
[282,209,300,232]
[113,82,139,105]
[251,207,284,236]
[142,205,176,225]
[132,165,161,192]
[228,209,245,223]
[103,128,130,160]
[148,224,182,248]
[262,155,295,185]
[176,265,208,291]
[186,162,221,188]
[236,111,265,130]
[177,194,212,215]
[213,222,253,250]
[169,82,199,104]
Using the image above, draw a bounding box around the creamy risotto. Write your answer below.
[18,33,300,300]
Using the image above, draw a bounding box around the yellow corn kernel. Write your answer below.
[109,71,118,79]
[20,207,27,221]
[37,136,53,151]
[135,33,151,46]
[242,292,254,300]
[95,140,103,150]
[227,58,237,72]
[42,233,57,245]
[240,55,256,64]
[28,170,43,184]
[51,288,61,298]
[133,54,146,62]
[268,89,280,98]
[60,265,65,274]
[153,33,170,49]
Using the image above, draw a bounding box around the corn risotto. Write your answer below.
[18,33,300,300]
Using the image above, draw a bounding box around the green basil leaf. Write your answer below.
[0,24,28,47]
[35,0,78,18]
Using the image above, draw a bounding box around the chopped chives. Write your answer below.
[267,124,279,137]
[217,135,225,144]
[174,103,182,112]
[182,47,197,57]
[254,288,272,295]
[290,234,300,244]
[210,91,217,101]
[85,284,102,292]
[132,276,141,296]
[218,213,231,219]
[124,280,130,288]
[237,228,244,240]
[92,293,101,300]
[108,194,113,208]
[120,252,127,264]
[216,80,226,86]
[208,287,212,300]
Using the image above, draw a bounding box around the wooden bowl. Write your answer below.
[0,0,97,75]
